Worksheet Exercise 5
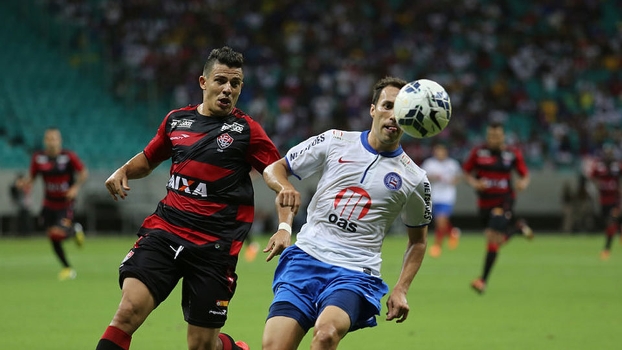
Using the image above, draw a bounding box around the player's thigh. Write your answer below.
[119,233,182,306]
[179,243,238,328]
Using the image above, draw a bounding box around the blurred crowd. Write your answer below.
[44,0,621,167]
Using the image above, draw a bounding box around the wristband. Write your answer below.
[278,222,292,235]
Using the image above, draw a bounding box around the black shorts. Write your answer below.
[119,229,238,328]
[40,206,74,230]
[479,207,514,232]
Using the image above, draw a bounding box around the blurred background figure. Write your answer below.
[19,128,88,281]
[588,144,622,260]
[560,175,596,233]
[421,142,462,258]
[9,172,33,235]
[463,122,532,294]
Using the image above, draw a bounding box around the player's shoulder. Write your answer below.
[167,104,198,118]
[397,152,427,180]
[325,129,361,141]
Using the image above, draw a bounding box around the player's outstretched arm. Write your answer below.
[262,158,300,261]
[386,225,427,323]
[105,152,161,201]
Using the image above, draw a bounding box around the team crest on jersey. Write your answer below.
[221,122,244,133]
[384,172,402,191]
[171,118,194,129]
[217,133,234,149]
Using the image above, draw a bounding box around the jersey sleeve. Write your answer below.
[67,151,85,172]
[462,147,477,173]
[28,153,38,178]
[513,148,529,177]
[284,130,332,180]
[401,176,432,227]
[143,113,173,164]
[245,118,281,173]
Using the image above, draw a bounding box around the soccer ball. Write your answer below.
[393,79,452,138]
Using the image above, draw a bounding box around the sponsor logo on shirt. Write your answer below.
[338,157,356,163]
[329,186,372,232]
[423,181,432,221]
[288,134,326,162]
[171,119,194,129]
[221,122,244,133]
[167,174,208,197]
[170,133,190,140]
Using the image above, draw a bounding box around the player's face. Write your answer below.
[433,145,448,159]
[43,129,62,155]
[199,63,244,117]
[486,127,504,150]
[369,86,402,152]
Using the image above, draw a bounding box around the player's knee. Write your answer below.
[186,329,218,350]
[111,298,151,334]
[312,324,341,349]
[47,227,67,241]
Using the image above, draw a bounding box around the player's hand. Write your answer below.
[263,230,291,262]
[65,186,79,201]
[385,291,410,323]
[105,169,130,201]
[276,187,301,215]
[473,179,488,191]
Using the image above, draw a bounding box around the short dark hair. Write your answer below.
[202,46,244,76]
[371,76,407,105]
[487,121,504,130]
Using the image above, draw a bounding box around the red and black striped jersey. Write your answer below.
[462,145,529,209]
[589,159,622,206]
[140,105,281,253]
[29,150,85,210]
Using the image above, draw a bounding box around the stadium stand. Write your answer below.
[0,0,620,234]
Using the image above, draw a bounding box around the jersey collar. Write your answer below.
[360,130,404,158]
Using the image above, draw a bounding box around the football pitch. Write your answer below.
[0,233,620,349]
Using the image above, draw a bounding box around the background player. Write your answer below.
[463,122,532,294]
[588,144,622,260]
[20,127,88,280]
[261,76,430,349]
[421,142,462,258]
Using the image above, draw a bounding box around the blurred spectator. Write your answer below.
[17,0,622,169]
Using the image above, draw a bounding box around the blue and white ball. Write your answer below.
[393,79,452,138]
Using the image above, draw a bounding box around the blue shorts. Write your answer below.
[267,245,389,332]
[432,203,454,217]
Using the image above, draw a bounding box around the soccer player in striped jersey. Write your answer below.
[96,47,279,350]
[22,127,88,281]
[463,122,532,294]
[588,144,622,260]
[261,77,430,350]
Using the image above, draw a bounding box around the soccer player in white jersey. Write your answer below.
[260,76,431,350]
[421,143,462,258]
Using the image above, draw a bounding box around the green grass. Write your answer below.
[1,233,621,349]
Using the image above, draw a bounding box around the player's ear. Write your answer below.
[369,103,376,118]
[199,75,207,90]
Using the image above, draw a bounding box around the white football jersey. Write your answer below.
[285,130,431,276]
[420,156,461,205]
